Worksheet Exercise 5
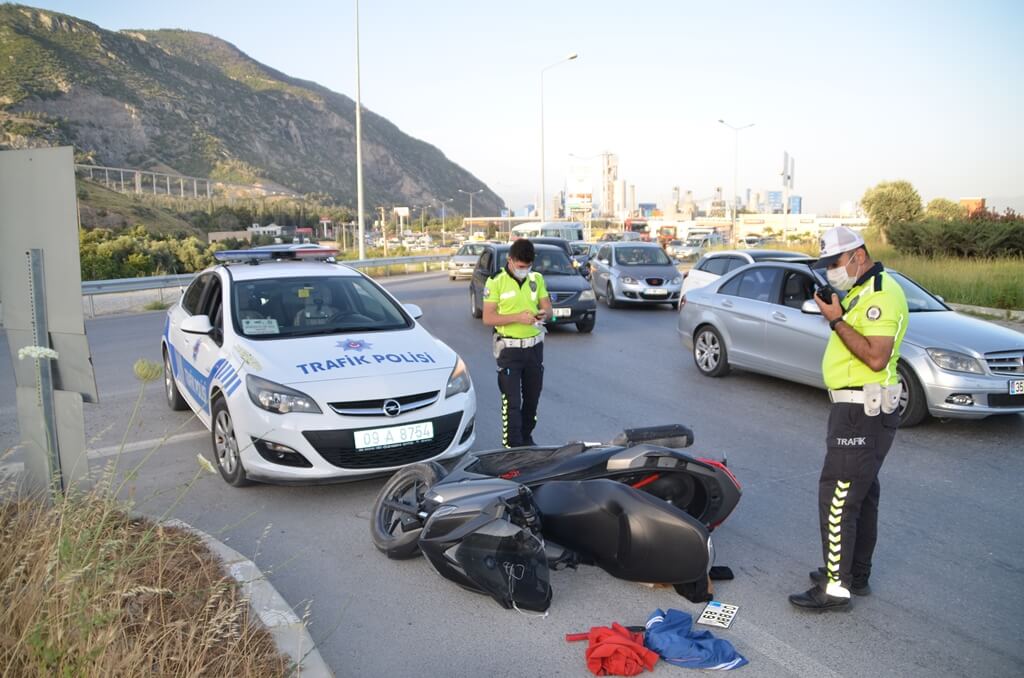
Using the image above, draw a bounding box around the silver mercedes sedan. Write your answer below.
[676,260,1024,426]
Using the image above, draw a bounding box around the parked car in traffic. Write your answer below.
[676,260,1024,427]
[469,243,597,332]
[589,241,683,309]
[448,242,487,280]
[665,239,687,258]
[675,233,726,261]
[681,249,814,295]
[161,246,476,485]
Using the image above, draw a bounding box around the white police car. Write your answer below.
[161,247,476,486]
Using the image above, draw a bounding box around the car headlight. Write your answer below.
[621,276,637,284]
[671,276,682,284]
[580,289,595,301]
[246,374,322,414]
[926,348,985,374]
[445,357,472,398]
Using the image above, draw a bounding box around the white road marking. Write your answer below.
[87,430,207,459]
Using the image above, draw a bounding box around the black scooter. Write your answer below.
[369,425,742,611]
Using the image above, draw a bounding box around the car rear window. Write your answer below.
[700,257,731,275]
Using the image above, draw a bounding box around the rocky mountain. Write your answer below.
[0,4,504,216]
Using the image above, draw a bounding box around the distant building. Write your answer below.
[600,153,618,218]
[788,195,803,214]
[959,197,986,216]
[638,202,658,218]
[766,191,784,214]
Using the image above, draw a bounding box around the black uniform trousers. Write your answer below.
[496,342,544,448]
[818,403,899,589]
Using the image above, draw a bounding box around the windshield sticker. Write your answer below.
[298,287,312,299]
[242,318,280,334]
[338,338,372,351]
[296,351,436,375]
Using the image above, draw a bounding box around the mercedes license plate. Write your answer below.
[354,422,434,450]
[1010,379,1024,396]
[553,307,572,318]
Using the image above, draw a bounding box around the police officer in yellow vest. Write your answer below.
[482,239,552,447]
[789,226,908,612]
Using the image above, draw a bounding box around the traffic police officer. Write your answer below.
[789,226,908,611]
[481,239,552,448]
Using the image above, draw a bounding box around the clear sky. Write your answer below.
[15,0,1024,214]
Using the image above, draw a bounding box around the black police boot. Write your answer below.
[788,586,851,611]
[809,567,872,596]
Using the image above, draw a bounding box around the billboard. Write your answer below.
[565,159,593,213]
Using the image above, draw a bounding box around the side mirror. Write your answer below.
[404,303,424,319]
[181,314,214,335]
[801,299,821,315]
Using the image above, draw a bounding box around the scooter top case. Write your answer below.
[531,479,711,586]
[440,424,741,530]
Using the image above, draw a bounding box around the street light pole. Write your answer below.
[354,0,366,260]
[540,52,578,221]
[436,197,453,246]
[457,188,484,231]
[718,119,754,244]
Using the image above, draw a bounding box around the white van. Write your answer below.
[510,221,585,242]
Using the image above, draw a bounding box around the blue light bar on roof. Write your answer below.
[214,250,273,262]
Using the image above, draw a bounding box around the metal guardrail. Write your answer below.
[80,255,451,296]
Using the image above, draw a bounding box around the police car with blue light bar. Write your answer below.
[161,246,477,485]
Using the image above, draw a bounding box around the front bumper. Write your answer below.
[546,292,598,325]
[615,280,683,304]
[231,388,477,482]
[917,362,1024,419]
[448,263,475,279]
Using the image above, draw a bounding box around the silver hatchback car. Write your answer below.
[677,260,1024,426]
[590,241,683,309]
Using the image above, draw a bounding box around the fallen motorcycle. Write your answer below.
[369,425,742,612]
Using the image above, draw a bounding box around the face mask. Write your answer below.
[511,265,531,281]
[826,255,861,291]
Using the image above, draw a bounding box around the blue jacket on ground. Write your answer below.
[644,608,748,670]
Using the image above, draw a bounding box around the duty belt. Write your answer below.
[829,389,865,404]
[499,335,543,348]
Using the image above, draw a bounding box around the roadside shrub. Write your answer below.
[888,210,1024,257]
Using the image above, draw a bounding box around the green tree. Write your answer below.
[860,180,922,243]
[924,198,967,221]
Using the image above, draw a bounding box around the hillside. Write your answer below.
[0,4,504,215]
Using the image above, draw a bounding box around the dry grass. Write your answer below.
[0,486,292,677]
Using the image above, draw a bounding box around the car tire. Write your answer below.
[693,325,730,377]
[576,317,595,333]
[163,348,188,411]
[670,301,680,310]
[211,396,252,487]
[469,286,482,319]
[897,361,928,427]
[605,283,618,309]
[370,462,447,559]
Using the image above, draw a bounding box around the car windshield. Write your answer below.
[570,243,590,255]
[232,275,411,338]
[457,244,484,256]
[532,250,577,275]
[615,246,672,266]
[889,271,949,312]
[685,238,705,247]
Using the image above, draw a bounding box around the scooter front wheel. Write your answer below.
[370,462,445,559]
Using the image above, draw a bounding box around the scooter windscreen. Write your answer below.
[421,509,551,612]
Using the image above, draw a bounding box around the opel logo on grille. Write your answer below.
[382,399,402,417]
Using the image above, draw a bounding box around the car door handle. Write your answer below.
[771,311,787,322]
[721,299,734,308]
